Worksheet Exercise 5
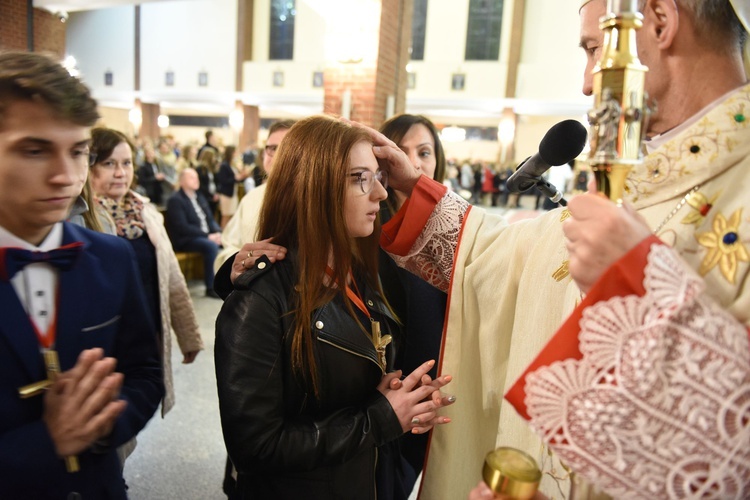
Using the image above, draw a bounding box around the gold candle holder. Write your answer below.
[586,0,649,204]
[482,447,541,499]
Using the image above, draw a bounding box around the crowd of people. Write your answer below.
[447,158,588,211]
[88,125,268,299]
[128,131,261,218]
[1,0,748,498]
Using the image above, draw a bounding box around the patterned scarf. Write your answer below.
[97,191,146,240]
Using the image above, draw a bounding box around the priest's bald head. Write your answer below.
[579,0,748,136]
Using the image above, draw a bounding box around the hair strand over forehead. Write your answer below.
[0,51,99,128]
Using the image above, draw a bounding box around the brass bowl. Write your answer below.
[482,447,541,499]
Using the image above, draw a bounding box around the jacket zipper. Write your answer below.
[316,338,385,374]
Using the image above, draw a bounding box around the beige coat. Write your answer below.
[138,192,204,416]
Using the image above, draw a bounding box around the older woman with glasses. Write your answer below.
[88,127,204,426]
[215,116,453,500]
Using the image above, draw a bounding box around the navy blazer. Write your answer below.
[0,222,164,499]
[165,189,221,250]
[215,162,237,197]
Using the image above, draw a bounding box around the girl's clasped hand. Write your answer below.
[379,359,455,434]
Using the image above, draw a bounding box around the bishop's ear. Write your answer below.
[642,0,679,50]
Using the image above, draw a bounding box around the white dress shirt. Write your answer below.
[0,223,64,343]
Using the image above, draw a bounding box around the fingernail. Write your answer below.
[411,417,420,425]
[447,395,456,403]
[373,146,382,153]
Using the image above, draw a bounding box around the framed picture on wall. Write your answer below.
[273,71,285,87]
[198,71,208,87]
[104,70,113,86]
[407,72,416,89]
[165,70,175,87]
[451,73,465,91]
[312,71,324,88]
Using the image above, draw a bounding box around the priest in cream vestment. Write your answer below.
[379,1,750,497]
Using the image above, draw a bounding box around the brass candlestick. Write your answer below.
[587,0,649,204]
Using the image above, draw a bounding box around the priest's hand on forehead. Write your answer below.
[343,118,421,197]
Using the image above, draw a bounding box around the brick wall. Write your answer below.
[375,0,413,126]
[323,66,379,126]
[322,0,412,128]
[34,9,66,57]
[0,0,66,57]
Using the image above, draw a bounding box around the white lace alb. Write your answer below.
[524,244,750,499]
[388,190,469,292]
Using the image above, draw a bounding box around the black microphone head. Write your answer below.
[538,119,587,166]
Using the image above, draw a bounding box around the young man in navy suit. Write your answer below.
[0,52,163,498]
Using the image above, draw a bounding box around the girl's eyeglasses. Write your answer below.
[350,170,388,194]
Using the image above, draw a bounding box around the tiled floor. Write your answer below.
[124,282,226,499]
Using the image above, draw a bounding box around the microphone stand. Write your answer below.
[533,177,567,207]
[510,173,568,207]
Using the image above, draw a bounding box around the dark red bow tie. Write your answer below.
[0,242,84,281]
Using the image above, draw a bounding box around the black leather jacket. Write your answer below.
[215,255,405,499]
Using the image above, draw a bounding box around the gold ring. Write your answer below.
[241,258,247,268]
[248,250,254,258]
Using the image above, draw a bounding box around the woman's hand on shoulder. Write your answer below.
[231,238,288,283]
[378,360,455,434]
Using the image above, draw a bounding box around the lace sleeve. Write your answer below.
[523,244,750,499]
[386,190,469,292]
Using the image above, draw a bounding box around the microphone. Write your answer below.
[506,119,588,194]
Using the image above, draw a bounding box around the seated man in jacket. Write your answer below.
[165,168,222,297]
